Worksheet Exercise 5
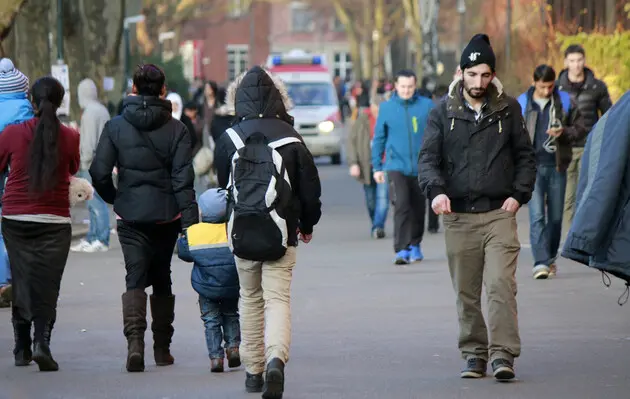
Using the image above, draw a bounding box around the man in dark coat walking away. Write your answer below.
[562,90,630,301]
[90,64,198,373]
[214,66,322,399]
[556,44,612,234]
[419,34,536,381]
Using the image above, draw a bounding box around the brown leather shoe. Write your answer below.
[210,358,224,373]
[226,347,241,368]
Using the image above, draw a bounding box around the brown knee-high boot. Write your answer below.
[122,289,147,372]
[150,294,175,366]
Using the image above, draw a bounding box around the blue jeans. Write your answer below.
[529,164,567,266]
[199,296,240,359]
[0,220,9,286]
[363,176,389,231]
[78,171,110,246]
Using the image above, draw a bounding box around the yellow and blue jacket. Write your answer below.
[177,222,239,300]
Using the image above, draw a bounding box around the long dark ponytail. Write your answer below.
[28,77,65,194]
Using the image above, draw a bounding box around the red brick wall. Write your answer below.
[181,2,271,84]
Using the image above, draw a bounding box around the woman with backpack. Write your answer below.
[89,64,198,373]
[0,76,80,372]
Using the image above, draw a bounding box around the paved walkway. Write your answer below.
[2,165,629,399]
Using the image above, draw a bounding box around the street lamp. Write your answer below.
[123,14,146,90]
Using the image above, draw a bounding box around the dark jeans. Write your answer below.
[528,164,567,266]
[117,220,181,296]
[388,171,425,252]
[199,296,240,359]
[428,198,439,231]
[363,175,389,231]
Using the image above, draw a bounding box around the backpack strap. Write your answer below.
[269,137,302,149]
[226,128,245,149]
[268,137,301,188]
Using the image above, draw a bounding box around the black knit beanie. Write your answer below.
[460,34,496,72]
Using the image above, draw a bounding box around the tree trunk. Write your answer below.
[5,1,51,80]
[331,0,362,80]
[362,4,373,80]
[401,0,423,78]
[53,0,125,120]
[0,0,28,57]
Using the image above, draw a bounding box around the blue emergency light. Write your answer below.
[270,54,323,66]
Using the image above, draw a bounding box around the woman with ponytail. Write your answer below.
[0,76,80,372]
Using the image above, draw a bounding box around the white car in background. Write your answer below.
[267,51,344,164]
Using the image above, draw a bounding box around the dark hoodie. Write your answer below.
[556,67,612,146]
[215,66,322,245]
[89,95,198,228]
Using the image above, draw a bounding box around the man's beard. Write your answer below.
[464,85,487,99]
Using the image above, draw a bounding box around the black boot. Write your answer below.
[122,289,147,372]
[150,294,175,366]
[263,358,286,399]
[12,312,32,367]
[32,319,58,372]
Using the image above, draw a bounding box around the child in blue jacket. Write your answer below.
[0,58,34,307]
[177,188,241,372]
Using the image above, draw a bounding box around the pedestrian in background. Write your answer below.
[419,33,536,381]
[70,78,111,253]
[556,44,612,234]
[90,64,198,373]
[372,69,434,265]
[0,76,80,372]
[347,94,389,239]
[177,188,241,373]
[0,58,34,308]
[517,65,586,279]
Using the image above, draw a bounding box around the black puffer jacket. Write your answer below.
[418,79,536,213]
[90,96,198,228]
[215,66,322,245]
[556,68,612,146]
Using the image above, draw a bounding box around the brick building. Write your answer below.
[180,1,272,84]
[268,2,353,80]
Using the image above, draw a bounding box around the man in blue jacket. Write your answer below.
[372,69,434,264]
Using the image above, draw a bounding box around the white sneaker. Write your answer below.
[84,241,109,253]
[533,264,550,280]
[71,240,93,252]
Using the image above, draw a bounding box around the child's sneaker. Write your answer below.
[227,347,241,368]
[409,245,424,262]
[394,249,410,265]
[210,358,224,373]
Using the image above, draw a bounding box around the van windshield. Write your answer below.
[285,82,337,107]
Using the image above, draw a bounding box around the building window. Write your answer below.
[227,46,249,81]
[291,2,314,32]
[331,16,345,32]
[227,0,247,18]
[333,52,352,80]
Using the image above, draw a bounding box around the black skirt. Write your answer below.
[1,218,71,322]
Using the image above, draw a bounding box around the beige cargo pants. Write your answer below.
[563,146,584,235]
[442,209,521,363]
[235,247,296,374]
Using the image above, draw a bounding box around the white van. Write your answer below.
[267,50,343,164]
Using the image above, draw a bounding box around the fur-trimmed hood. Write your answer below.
[225,66,293,121]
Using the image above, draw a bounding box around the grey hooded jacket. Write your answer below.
[78,79,110,170]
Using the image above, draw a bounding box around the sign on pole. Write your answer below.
[51,63,71,116]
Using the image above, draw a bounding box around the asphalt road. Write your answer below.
[2,164,629,399]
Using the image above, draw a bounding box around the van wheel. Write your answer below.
[331,153,342,165]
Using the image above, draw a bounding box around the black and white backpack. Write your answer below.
[225,127,301,261]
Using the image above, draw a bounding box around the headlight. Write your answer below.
[318,121,335,134]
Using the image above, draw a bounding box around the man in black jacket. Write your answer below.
[418,34,536,381]
[90,64,198,373]
[556,44,612,233]
[214,66,322,399]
